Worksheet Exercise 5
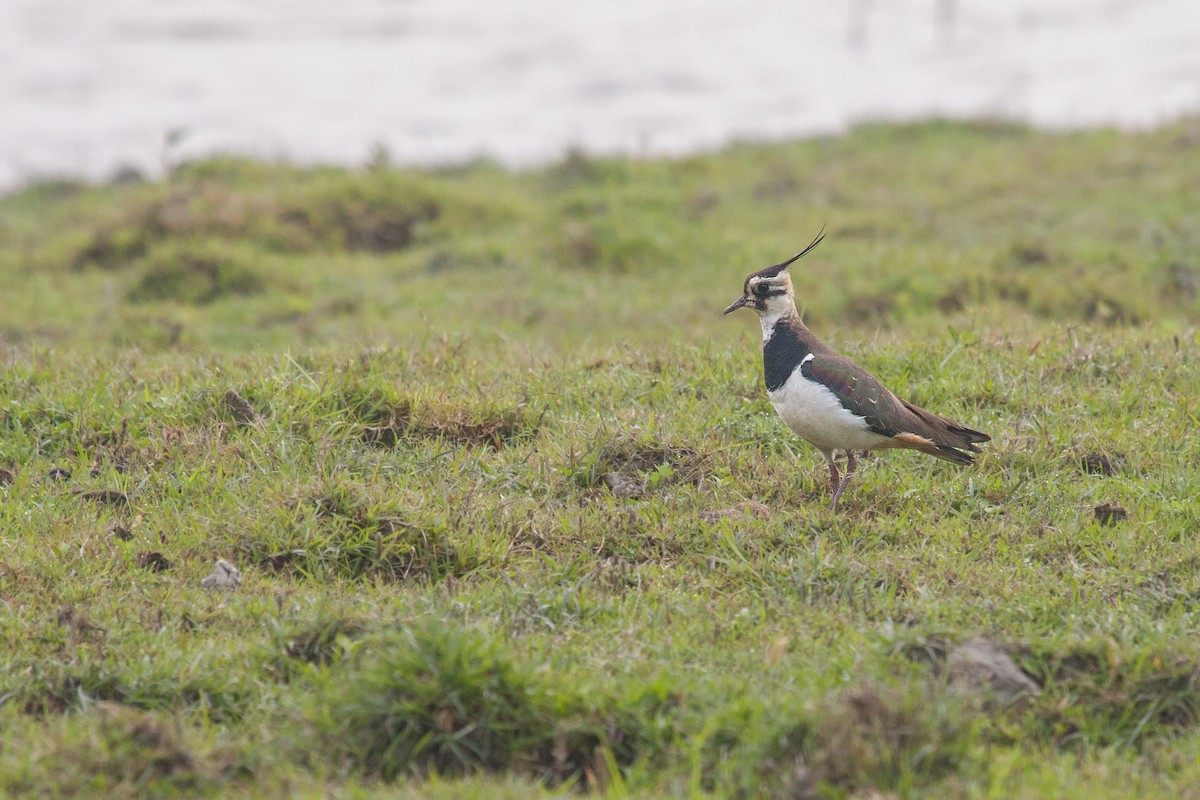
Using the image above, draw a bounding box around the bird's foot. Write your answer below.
[827,451,860,510]
[828,474,854,509]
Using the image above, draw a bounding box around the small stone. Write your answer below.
[1094,502,1128,526]
[201,559,242,590]
[604,472,644,500]
[48,467,71,482]
[946,637,1039,702]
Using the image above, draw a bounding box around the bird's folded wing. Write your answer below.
[800,353,896,436]
[802,353,989,458]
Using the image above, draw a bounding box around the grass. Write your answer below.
[0,117,1199,797]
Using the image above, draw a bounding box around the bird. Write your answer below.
[724,229,990,508]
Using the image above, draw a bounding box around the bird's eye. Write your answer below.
[754,282,772,297]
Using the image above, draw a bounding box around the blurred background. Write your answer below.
[4,0,1199,188]
[3,0,1199,351]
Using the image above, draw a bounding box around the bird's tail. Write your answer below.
[895,399,990,465]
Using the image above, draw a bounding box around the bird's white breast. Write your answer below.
[767,356,891,453]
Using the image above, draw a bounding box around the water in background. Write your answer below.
[3,0,1199,188]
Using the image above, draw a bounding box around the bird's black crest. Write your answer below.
[750,225,827,280]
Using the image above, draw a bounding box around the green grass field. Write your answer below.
[1,118,1199,798]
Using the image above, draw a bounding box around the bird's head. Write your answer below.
[723,262,796,317]
[723,227,826,318]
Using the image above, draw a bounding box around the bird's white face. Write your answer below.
[724,269,795,318]
[745,272,794,315]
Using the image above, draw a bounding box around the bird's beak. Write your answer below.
[723,296,749,315]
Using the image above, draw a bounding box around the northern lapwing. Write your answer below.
[724,230,990,508]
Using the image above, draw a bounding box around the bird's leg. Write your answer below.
[844,450,859,480]
[829,450,858,509]
[823,451,841,508]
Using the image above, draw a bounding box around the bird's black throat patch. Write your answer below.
[763,318,813,392]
